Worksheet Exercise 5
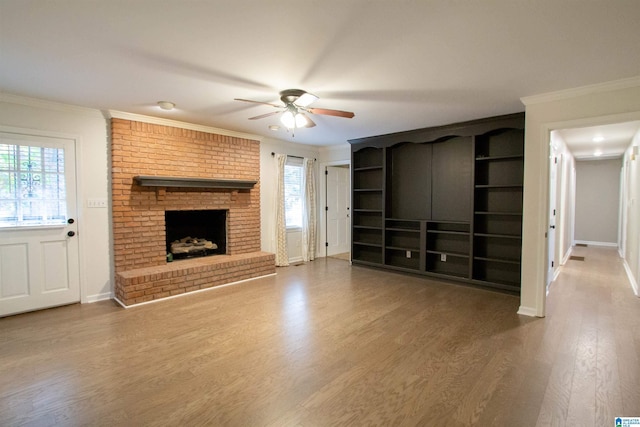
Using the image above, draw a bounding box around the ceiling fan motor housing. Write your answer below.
[279,89,307,104]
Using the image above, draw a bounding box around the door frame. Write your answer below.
[538,111,640,316]
[0,125,86,304]
[325,163,351,257]
[318,159,351,258]
[546,148,558,290]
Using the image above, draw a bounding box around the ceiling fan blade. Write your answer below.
[248,111,281,120]
[308,107,355,119]
[305,115,317,128]
[295,92,319,107]
[234,98,282,108]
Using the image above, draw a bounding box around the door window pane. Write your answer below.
[0,143,67,227]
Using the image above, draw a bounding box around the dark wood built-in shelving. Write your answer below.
[349,113,524,293]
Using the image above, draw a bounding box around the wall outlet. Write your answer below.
[440,253,447,262]
[406,250,411,258]
[87,198,108,208]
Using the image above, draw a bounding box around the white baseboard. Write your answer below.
[114,272,277,309]
[517,306,541,317]
[622,259,640,297]
[574,240,618,248]
[562,247,572,265]
[113,296,127,308]
[85,292,113,303]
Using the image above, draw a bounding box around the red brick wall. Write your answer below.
[111,119,262,273]
[114,252,275,305]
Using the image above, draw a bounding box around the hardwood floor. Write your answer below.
[1,246,638,426]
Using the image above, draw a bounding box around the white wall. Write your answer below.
[621,130,640,294]
[319,143,350,164]
[574,158,621,245]
[259,137,321,262]
[520,76,640,316]
[259,138,351,263]
[0,94,112,302]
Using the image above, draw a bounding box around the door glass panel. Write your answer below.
[0,143,67,227]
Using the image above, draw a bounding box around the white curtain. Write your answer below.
[275,154,289,266]
[302,157,317,261]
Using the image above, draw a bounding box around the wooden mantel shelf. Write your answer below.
[133,176,257,190]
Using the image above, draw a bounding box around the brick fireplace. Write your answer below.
[111,119,275,306]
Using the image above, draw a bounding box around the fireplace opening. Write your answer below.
[165,209,227,260]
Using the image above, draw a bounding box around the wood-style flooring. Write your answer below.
[1,246,638,426]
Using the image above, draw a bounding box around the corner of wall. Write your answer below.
[623,259,639,296]
[517,305,542,317]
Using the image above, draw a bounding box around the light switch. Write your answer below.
[87,198,108,208]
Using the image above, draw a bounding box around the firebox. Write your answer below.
[165,209,227,260]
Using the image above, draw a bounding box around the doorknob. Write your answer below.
[67,231,76,237]
[67,218,75,224]
[550,225,555,229]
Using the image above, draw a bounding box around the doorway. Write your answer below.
[0,131,80,317]
[325,164,351,258]
[545,120,640,304]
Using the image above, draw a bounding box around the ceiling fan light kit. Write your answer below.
[281,110,296,128]
[235,88,354,132]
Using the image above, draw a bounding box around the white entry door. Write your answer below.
[326,165,350,256]
[0,132,80,317]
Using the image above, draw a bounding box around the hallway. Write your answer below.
[540,245,640,425]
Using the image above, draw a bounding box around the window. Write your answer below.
[0,142,67,227]
[284,157,303,229]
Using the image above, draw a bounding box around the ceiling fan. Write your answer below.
[234,89,355,130]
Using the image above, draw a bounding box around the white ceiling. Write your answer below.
[556,121,640,160]
[1,1,640,147]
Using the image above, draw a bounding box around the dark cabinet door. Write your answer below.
[431,136,472,222]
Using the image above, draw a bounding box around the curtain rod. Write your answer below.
[271,152,316,161]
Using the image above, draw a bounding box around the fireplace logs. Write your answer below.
[170,236,218,258]
[165,209,227,260]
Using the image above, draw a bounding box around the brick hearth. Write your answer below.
[111,119,275,306]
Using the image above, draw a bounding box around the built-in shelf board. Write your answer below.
[134,175,257,190]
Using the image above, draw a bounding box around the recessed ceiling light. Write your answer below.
[593,135,604,142]
[269,125,280,131]
[157,101,175,111]
[594,150,603,157]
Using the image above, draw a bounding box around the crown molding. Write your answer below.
[0,92,104,118]
[521,76,640,106]
[107,110,263,141]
